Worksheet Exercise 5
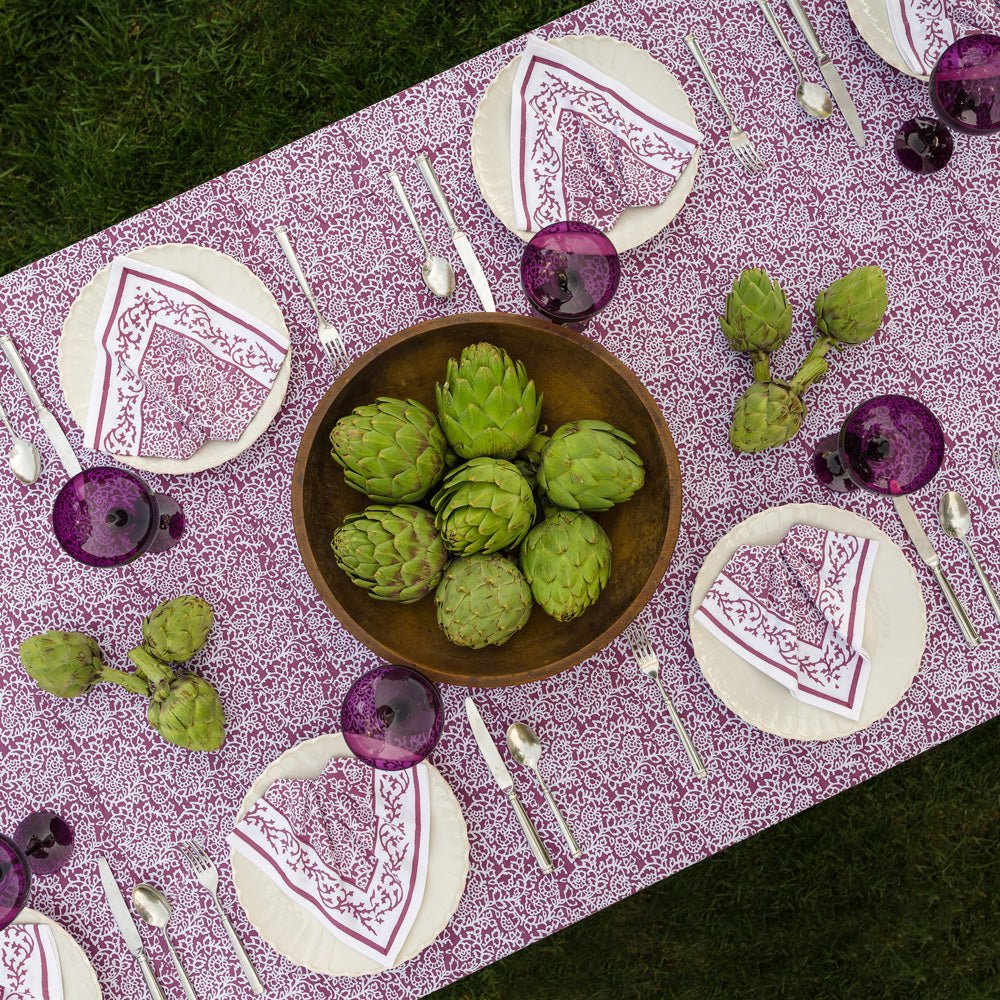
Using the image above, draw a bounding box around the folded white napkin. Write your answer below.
[84,256,289,460]
[228,757,431,967]
[0,924,64,1000]
[694,524,879,720]
[510,36,702,232]
[886,0,979,75]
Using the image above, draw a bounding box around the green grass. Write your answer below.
[2,4,998,997]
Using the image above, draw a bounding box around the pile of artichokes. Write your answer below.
[722,265,889,452]
[330,341,645,649]
[19,596,225,751]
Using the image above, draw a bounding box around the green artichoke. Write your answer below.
[435,554,533,648]
[332,504,449,602]
[814,265,888,345]
[729,380,806,453]
[331,397,448,502]
[129,648,226,751]
[720,269,793,360]
[513,431,550,490]
[19,631,149,698]
[537,420,645,511]
[431,459,536,555]
[141,596,214,663]
[520,511,612,622]
[436,343,542,460]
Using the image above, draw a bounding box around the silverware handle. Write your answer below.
[163,930,198,1000]
[784,0,825,60]
[0,335,45,412]
[0,398,14,436]
[273,226,322,321]
[931,563,982,647]
[683,34,737,128]
[536,771,582,858]
[757,0,801,71]
[213,897,265,994]
[136,948,168,1000]
[505,787,554,874]
[415,154,459,233]
[387,171,431,254]
[655,677,708,778]
[962,538,1000,625]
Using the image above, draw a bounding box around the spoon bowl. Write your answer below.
[422,254,456,299]
[938,490,972,539]
[0,400,41,485]
[797,80,833,120]
[505,722,542,769]
[132,883,198,1000]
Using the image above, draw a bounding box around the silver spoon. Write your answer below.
[132,883,198,1000]
[756,0,833,120]
[0,398,41,485]
[506,722,582,858]
[387,170,456,298]
[938,490,1000,624]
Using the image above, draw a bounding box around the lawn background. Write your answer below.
[1,3,997,998]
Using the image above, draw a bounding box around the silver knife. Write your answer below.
[98,856,168,1000]
[893,496,981,647]
[784,0,866,147]
[465,697,553,873]
[0,334,83,478]
[415,154,496,312]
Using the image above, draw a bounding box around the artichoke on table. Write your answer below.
[142,595,214,663]
[19,631,150,697]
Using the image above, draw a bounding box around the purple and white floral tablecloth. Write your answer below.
[2,1,999,997]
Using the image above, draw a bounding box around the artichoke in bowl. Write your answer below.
[520,511,612,622]
[538,420,645,511]
[436,342,542,460]
[330,396,448,502]
[435,554,533,648]
[332,504,449,602]
[431,458,536,555]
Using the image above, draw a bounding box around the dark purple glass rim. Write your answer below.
[0,833,32,931]
[929,32,1000,135]
[837,394,944,495]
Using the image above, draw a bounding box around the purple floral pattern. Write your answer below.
[695,526,878,718]
[229,760,429,967]
[0,925,61,1000]
[1,0,1000,997]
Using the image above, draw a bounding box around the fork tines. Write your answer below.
[623,621,653,659]
[177,838,211,871]
[730,131,766,174]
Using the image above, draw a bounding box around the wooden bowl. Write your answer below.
[292,313,682,687]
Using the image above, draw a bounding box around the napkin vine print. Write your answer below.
[510,36,702,232]
[83,256,289,460]
[229,757,430,967]
[694,525,878,720]
[0,924,64,1000]
[886,0,987,75]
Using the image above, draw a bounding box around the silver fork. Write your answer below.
[273,225,350,371]
[684,32,766,174]
[177,840,265,995]
[624,622,708,778]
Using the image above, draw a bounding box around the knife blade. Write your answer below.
[784,0,866,147]
[415,154,496,312]
[98,857,168,1000]
[893,496,981,647]
[465,697,554,873]
[0,334,83,478]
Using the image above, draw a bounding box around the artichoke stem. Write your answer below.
[790,336,835,392]
[128,647,175,689]
[98,666,151,698]
[751,352,771,383]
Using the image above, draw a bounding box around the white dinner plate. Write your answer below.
[230,733,469,976]
[846,0,929,80]
[12,908,103,999]
[59,243,292,475]
[689,503,927,741]
[471,35,701,253]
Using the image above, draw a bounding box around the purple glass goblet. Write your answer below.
[0,834,31,931]
[341,665,444,771]
[813,395,944,496]
[12,812,75,875]
[52,466,184,567]
[520,220,621,327]
[894,116,954,173]
[929,32,1000,134]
